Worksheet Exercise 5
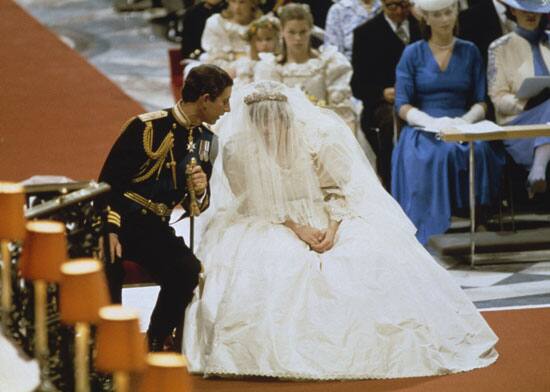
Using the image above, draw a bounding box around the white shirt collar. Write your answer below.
[493,0,507,21]
[384,13,410,35]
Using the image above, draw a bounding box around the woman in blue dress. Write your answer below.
[391,0,505,244]
[488,0,550,198]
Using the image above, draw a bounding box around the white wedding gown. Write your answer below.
[0,331,40,392]
[182,82,498,380]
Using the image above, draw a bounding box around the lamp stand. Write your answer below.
[1,240,12,329]
[34,280,57,391]
[114,371,130,392]
[75,322,91,392]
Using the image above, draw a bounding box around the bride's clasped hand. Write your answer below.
[284,220,340,253]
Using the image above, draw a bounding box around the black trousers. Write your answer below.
[362,102,395,190]
[120,213,201,340]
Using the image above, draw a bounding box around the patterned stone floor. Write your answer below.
[14,0,550,318]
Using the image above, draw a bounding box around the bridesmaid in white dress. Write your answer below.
[183,81,498,380]
[200,0,262,76]
[233,15,281,87]
[0,329,39,392]
[255,3,359,133]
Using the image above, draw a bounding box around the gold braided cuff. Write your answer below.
[107,210,121,227]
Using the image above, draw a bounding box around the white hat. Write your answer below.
[415,0,456,11]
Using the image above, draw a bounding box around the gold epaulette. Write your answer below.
[138,110,168,122]
[107,208,121,227]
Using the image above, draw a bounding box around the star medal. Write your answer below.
[186,140,196,152]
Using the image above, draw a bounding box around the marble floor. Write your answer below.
[16,0,175,111]
[14,0,550,323]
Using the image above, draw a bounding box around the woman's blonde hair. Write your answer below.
[222,0,263,22]
[277,3,313,28]
[277,3,314,64]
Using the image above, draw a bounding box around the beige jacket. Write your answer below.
[488,31,550,124]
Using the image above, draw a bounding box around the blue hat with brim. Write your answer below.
[499,0,550,13]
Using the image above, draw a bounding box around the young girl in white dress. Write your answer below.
[233,15,281,87]
[182,81,499,380]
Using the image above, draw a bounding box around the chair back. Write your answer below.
[168,48,184,102]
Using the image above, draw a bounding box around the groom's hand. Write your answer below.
[190,165,207,196]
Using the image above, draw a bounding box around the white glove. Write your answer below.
[405,108,436,128]
[499,94,524,115]
[461,103,486,124]
[406,108,467,130]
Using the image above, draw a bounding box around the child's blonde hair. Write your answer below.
[246,14,281,60]
[245,14,281,41]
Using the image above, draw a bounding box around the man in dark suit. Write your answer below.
[459,0,512,122]
[351,0,420,189]
[459,0,510,67]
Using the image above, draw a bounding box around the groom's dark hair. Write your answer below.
[181,64,233,103]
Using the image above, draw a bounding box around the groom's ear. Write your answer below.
[199,93,211,104]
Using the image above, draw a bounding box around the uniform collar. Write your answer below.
[173,101,202,129]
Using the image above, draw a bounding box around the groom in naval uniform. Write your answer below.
[99,64,233,351]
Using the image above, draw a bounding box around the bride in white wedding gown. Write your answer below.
[182,80,498,379]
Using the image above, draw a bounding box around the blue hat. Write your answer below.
[499,0,550,13]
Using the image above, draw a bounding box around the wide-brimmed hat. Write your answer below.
[499,0,550,13]
[415,0,457,12]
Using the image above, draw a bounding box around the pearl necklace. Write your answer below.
[430,38,455,50]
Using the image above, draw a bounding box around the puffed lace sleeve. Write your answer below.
[323,48,358,131]
[233,57,255,87]
[201,14,224,57]
[254,52,282,82]
[311,129,355,222]
[200,14,235,73]
[487,35,526,121]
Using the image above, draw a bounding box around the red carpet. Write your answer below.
[188,308,550,392]
[0,0,143,182]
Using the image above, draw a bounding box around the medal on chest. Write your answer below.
[199,139,210,162]
[187,128,197,153]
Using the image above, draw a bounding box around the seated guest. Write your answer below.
[325,0,382,60]
[488,0,550,196]
[234,15,281,86]
[351,0,421,189]
[256,3,362,138]
[272,0,334,28]
[180,0,226,60]
[200,0,262,75]
[459,0,515,67]
[392,0,505,244]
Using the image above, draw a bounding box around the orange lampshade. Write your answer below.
[95,305,146,372]
[0,182,26,241]
[138,353,192,392]
[59,259,110,324]
[19,220,67,282]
